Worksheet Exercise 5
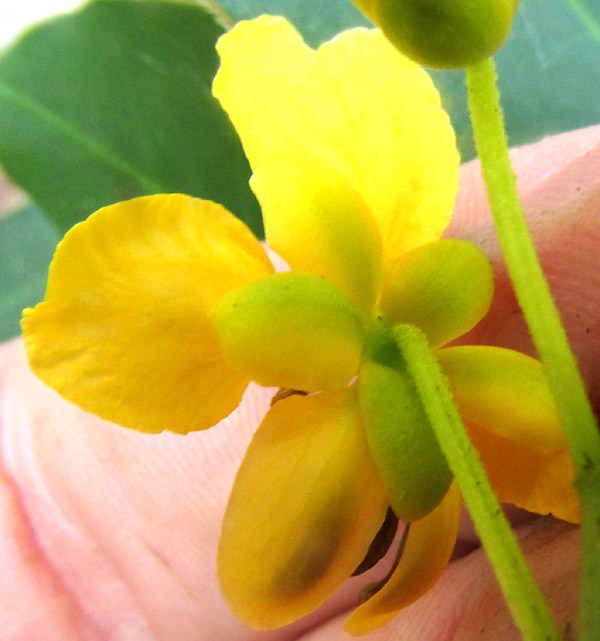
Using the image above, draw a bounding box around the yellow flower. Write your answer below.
[21,16,578,637]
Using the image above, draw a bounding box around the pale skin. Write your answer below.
[0,125,599,641]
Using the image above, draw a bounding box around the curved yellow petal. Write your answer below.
[218,389,388,630]
[380,239,494,348]
[22,194,273,433]
[212,272,365,392]
[466,422,580,523]
[344,482,461,636]
[252,154,382,314]
[213,17,459,266]
[437,346,565,454]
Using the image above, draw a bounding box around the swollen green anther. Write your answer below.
[358,344,452,521]
[211,272,365,392]
[353,0,519,69]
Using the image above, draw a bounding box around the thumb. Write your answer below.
[446,124,600,412]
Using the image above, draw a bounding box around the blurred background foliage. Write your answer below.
[0,0,599,340]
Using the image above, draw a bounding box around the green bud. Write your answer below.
[354,0,519,69]
[211,272,365,392]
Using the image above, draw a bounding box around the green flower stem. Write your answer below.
[466,57,600,641]
[394,323,562,641]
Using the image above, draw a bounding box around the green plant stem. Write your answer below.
[466,57,600,641]
[394,324,562,641]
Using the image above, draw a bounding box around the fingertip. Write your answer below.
[447,124,600,240]
[299,519,578,641]
[444,125,600,412]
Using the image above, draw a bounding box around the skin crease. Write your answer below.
[0,125,599,641]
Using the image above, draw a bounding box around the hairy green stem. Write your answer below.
[466,57,600,641]
[394,324,562,641]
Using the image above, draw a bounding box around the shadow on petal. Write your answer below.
[218,388,388,630]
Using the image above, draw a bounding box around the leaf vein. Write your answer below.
[0,79,166,195]
[196,0,235,30]
[564,0,600,45]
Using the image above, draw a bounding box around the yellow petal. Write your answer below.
[344,482,461,635]
[380,239,494,348]
[252,154,382,314]
[218,389,388,630]
[466,422,580,523]
[212,272,365,392]
[213,17,459,266]
[437,346,565,454]
[22,194,273,433]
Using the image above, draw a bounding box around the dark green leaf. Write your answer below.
[497,0,600,156]
[208,0,600,160]
[0,0,262,236]
[211,0,369,46]
[0,204,59,342]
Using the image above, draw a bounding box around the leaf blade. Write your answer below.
[0,0,262,235]
[0,204,59,342]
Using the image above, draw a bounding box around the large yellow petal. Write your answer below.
[218,389,388,630]
[251,154,382,314]
[344,482,461,635]
[22,194,273,433]
[438,346,580,522]
[437,346,565,454]
[213,17,459,266]
[467,422,580,523]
